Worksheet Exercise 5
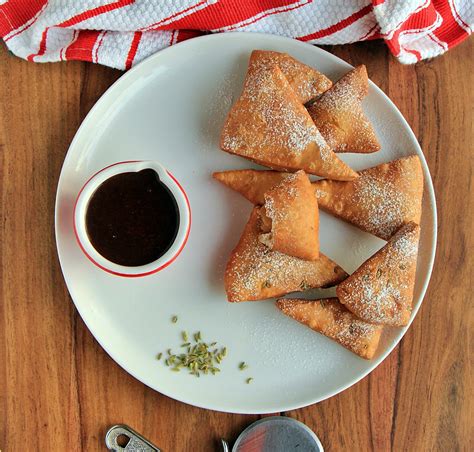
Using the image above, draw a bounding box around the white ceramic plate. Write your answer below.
[55,33,437,414]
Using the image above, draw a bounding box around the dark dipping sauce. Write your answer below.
[86,169,179,267]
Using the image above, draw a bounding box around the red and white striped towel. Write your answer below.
[0,1,472,70]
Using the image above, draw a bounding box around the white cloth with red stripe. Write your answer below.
[1,0,472,69]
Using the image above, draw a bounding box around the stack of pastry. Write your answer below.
[214,50,424,360]
[222,170,348,303]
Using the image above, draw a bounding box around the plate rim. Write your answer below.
[55,32,438,414]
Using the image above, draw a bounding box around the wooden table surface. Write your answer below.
[1,37,472,451]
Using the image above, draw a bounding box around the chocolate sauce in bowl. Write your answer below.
[85,169,179,267]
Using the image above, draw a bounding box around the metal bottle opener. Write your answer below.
[105,425,161,452]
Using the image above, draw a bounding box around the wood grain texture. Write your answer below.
[1,37,472,451]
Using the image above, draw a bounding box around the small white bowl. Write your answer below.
[73,161,191,277]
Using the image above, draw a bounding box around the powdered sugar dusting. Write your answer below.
[392,226,419,258]
[226,212,346,301]
[284,104,326,152]
[314,75,360,112]
[278,299,381,358]
[307,65,379,153]
[229,239,303,296]
[337,223,420,325]
[222,64,331,159]
[352,163,421,239]
[250,50,332,103]
[330,317,379,350]
[263,173,298,226]
[263,196,277,222]
[230,235,307,295]
[357,281,405,324]
[316,157,423,240]
[355,175,405,237]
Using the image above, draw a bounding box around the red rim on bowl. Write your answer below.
[73,161,191,277]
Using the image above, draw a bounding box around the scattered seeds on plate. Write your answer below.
[158,324,253,382]
[157,331,227,377]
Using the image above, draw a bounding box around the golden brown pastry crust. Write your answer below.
[213,170,288,205]
[249,50,332,103]
[307,65,380,154]
[276,298,383,359]
[225,208,348,302]
[220,64,359,181]
[313,155,424,240]
[336,222,420,326]
[259,171,319,260]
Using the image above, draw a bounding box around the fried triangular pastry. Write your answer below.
[313,156,424,240]
[220,64,358,181]
[249,50,332,103]
[276,298,383,359]
[336,222,420,326]
[307,65,380,153]
[225,208,347,302]
[259,171,319,260]
[213,169,288,205]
